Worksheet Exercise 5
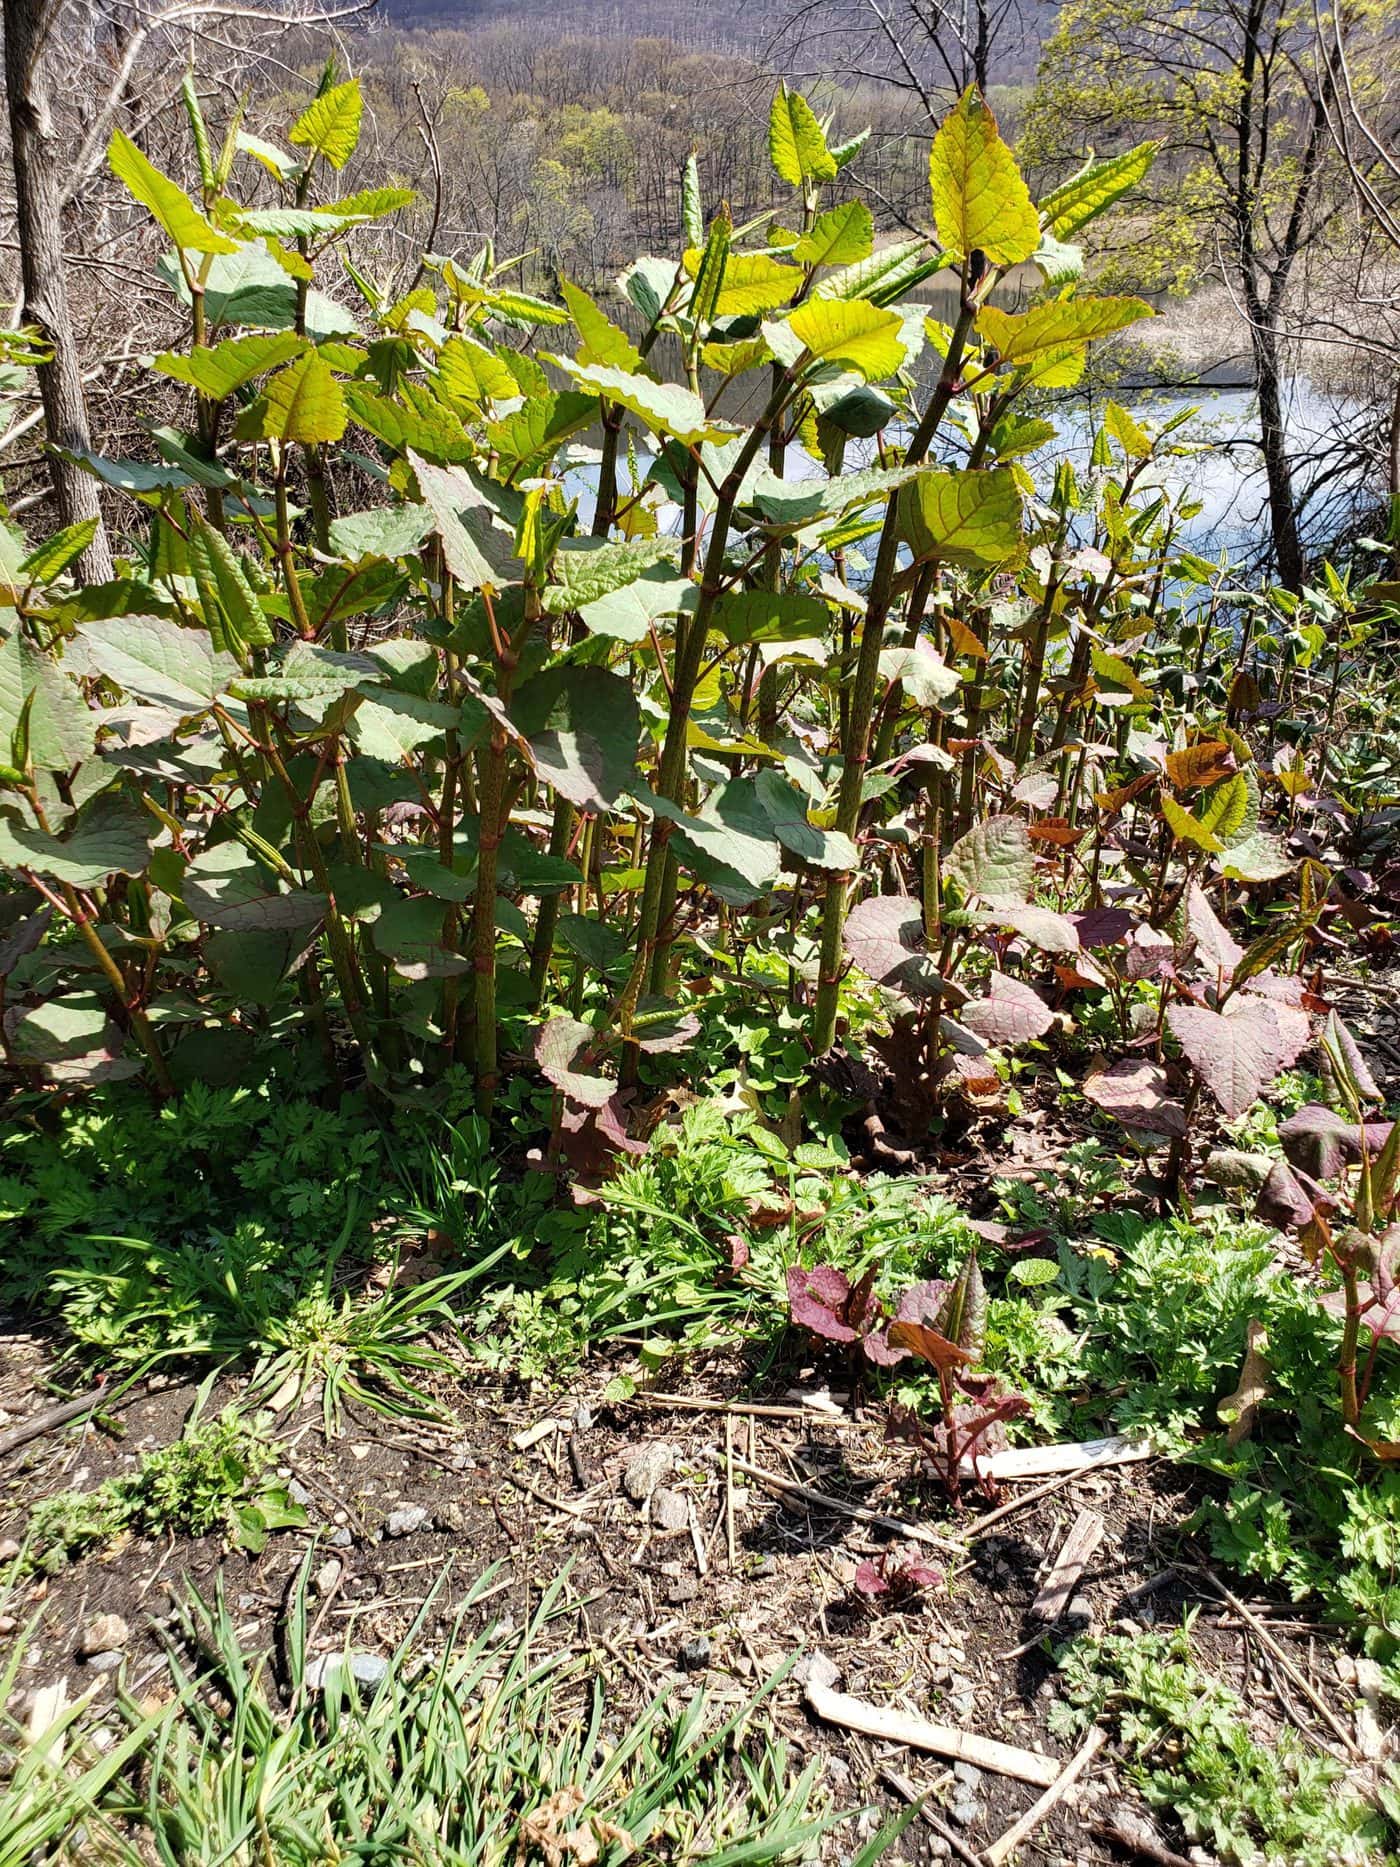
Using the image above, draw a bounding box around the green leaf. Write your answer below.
[251,352,347,445]
[165,242,359,336]
[769,84,837,188]
[1162,791,1221,852]
[561,279,642,371]
[79,615,238,713]
[0,795,153,886]
[551,361,725,445]
[436,334,520,406]
[235,131,297,181]
[1219,830,1293,883]
[878,644,960,707]
[1039,142,1158,240]
[513,665,641,809]
[1103,400,1152,460]
[187,517,274,653]
[944,814,1033,905]
[155,332,306,399]
[408,451,512,590]
[772,299,906,381]
[793,200,874,268]
[644,780,782,901]
[58,448,194,497]
[321,186,417,221]
[535,1015,615,1107]
[18,519,100,584]
[976,296,1153,366]
[1090,646,1151,702]
[899,466,1025,568]
[715,589,831,645]
[754,770,857,870]
[929,87,1039,267]
[328,504,433,563]
[181,842,327,930]
[0,629,96,771]
[543,538,677,616]
[685,250,803,318]
[814,237,947,305]
[6,992,115,1066]
[107,129,238,254]
[289,78,363,171]
[348,691,460,761]
[578,565,699,643]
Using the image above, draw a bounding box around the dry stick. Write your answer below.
[634,1393,859,1426]
[712,1451,962,1554]
[879,1769,986,1867]
[1031,1508,1105,1623]
[805,1682,1060,1787]
[724,1414,737,1570]
[0,1386,109,1459]
[965,1459,1124,1541]
[1177,1565,1359,1758]
[505,1470,598,1521]
[1091,1813,1205,1867]
[983,1725,1107,1867]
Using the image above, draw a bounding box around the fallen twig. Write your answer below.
[1176,1565,1359,1759]
[1092,1810,1206,1867]
[805,1681,1060,1786]
[0,1385,109,1459]
[634,1393,858,1426]
[710,1451,962,1553]
[965,1435,1154,1483]
[984,1725,1106,1865]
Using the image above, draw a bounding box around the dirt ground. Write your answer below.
[0,1322,1377,1867]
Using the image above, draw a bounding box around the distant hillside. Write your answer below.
[377,0,784,56]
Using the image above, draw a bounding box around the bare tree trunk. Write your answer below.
[3,0,114,583]
[1250,313,1306,591]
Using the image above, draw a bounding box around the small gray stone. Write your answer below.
[306,1651,388,1692]
[85,1651,123,1674]
[677,1635,711,1672]
[622,1442,674,1502]
[1065,1594,1094,1627]
[384,1505,430,1539]
[926,1837,951,1860]
[952,1762,982,1792]
[1204,1148,1274,1191]
[794,1650,840,1691]
[650,1487,689,1531]
[665,1575,701,1605]
[751,1555,777,1579]
[436,1500,470,1534]
[329,1526,354,1548]
[950,1799,981,1828]
[573,1404,594,1432]
[286,1479,313,1509]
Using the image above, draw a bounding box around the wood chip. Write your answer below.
[984,1725,1107,1866]
[1032,1507,1105,1622]
[804,1681,1060,1786]
[512,1419,564,1451]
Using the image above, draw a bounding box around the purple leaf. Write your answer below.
[1082,1059,1187,1137]
[1279,1105,1394,1180]
[960,973,1055,1045]
[1073,906,1136,948]
[853,1559,889,1597]
[1167,998,1295,1120]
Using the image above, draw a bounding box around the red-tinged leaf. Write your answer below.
[862,1328,909,1367]
[1012,771,1059,810]
[946,1051,1003,1098]
[1167,998,1294,1120]
[1165,739,1238,790]
[1082,1058,1187,1137]
[1300,1209,1333,1265]
[1322,1010,1382,1105]
[1095,772,1156,813]
[960,972,1055,1045]
[945,614,987,658]
[1124,941,1176,983]
[1056,957,1108,990]
[1072,906,1137,948]
[896,1278,951,1323]
[535,1015,614,1107]
[1280,1105,1396,1180]
[1186,881,1244,976]
[558,1093,646,1185]
[1255,1158,1333,1232]
[787,1265,859,1342]
[888,1318,974,1371]
[853,1559,889,1597]
[843,894,945,1000]
[936,1251,987,1357]
[1321,1282,1400,1341]
[1028,816,1085,847]
[725,1233,750,1273]
[1344,1426,1400,1463]
[969,903,1081,952]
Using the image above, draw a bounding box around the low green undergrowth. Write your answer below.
[1053,1619,1395,1865]
[18,1406,302,1574]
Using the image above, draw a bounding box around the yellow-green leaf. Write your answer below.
[899,466,1025,568]
[977,295,1153,366]
[1039,142,1159,240]
[289,78,363,172]
[781,299,906,381]
[929,87,1039,268]
[257,353,347,445]
[108,129,238,255]
[769,83,836,188]
[685,249,802,318]
[562,279,643,371]
[1162,790,1222,852]
[155,332,306,400]
[436,334,519,406]
[1104,400,1151,460]
[794,200,874,268]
